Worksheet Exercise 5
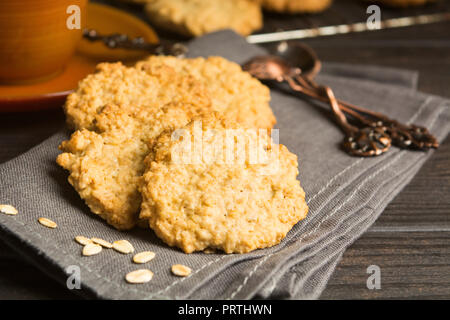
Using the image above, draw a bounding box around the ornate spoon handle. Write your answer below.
[294,74,439,151]
[284,75,392,156]
[82,29,187,56]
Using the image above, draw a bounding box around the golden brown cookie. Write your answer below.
[144,0,263,37]
[371,0,435,7]
[115,0,148,3]
[136,56,276,130]
[57,103,208,230]
[140,115,308,253]
[256,0,332,13]
[65,56,275,131]
[59,56,275,230]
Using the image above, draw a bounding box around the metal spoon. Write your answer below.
[242,41,439,156]
[83,29,188,57]
[242,46,392,156]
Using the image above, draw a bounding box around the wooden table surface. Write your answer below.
[0,0,449,299]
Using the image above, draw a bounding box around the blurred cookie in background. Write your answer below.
[115,0,149,3]
[144,0,263,37]
[365,0,437,7]
[255,0,333,13]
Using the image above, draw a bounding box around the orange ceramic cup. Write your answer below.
[0,0,87,84]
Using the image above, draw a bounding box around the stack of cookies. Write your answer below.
[57,55,309,254]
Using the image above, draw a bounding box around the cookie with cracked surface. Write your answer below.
[144,0,262,37]
[370,0,436,7]
[57,103,207,230]
[256,0,332,13]
[136,56,276,130]
[65,56,275,131]
[140,115,309,253]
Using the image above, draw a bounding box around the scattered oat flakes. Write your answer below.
[113,240,134,254]
[171,264,192,277]
[133,251,156,264]
[38,217,57,229]
[125,269,153,284]
[82,243,102,256]
[91,237,113,248]
[0,204,18,215]
[75,236,93,246]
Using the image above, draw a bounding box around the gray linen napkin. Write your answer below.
[0,31,448,300]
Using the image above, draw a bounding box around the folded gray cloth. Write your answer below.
[0,31,448,300]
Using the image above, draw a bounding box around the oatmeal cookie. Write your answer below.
[144,0,262,37]
[57,103,207,230]
[59,56,275,230]
[140,115,308,253]
[256,0,332,13]
[136,56,275,130]
[65,56,275,131]
[371,0,435,7]
[115,0,148,3]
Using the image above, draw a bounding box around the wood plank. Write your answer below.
[320,232,450,299]
[0,109,64,164]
